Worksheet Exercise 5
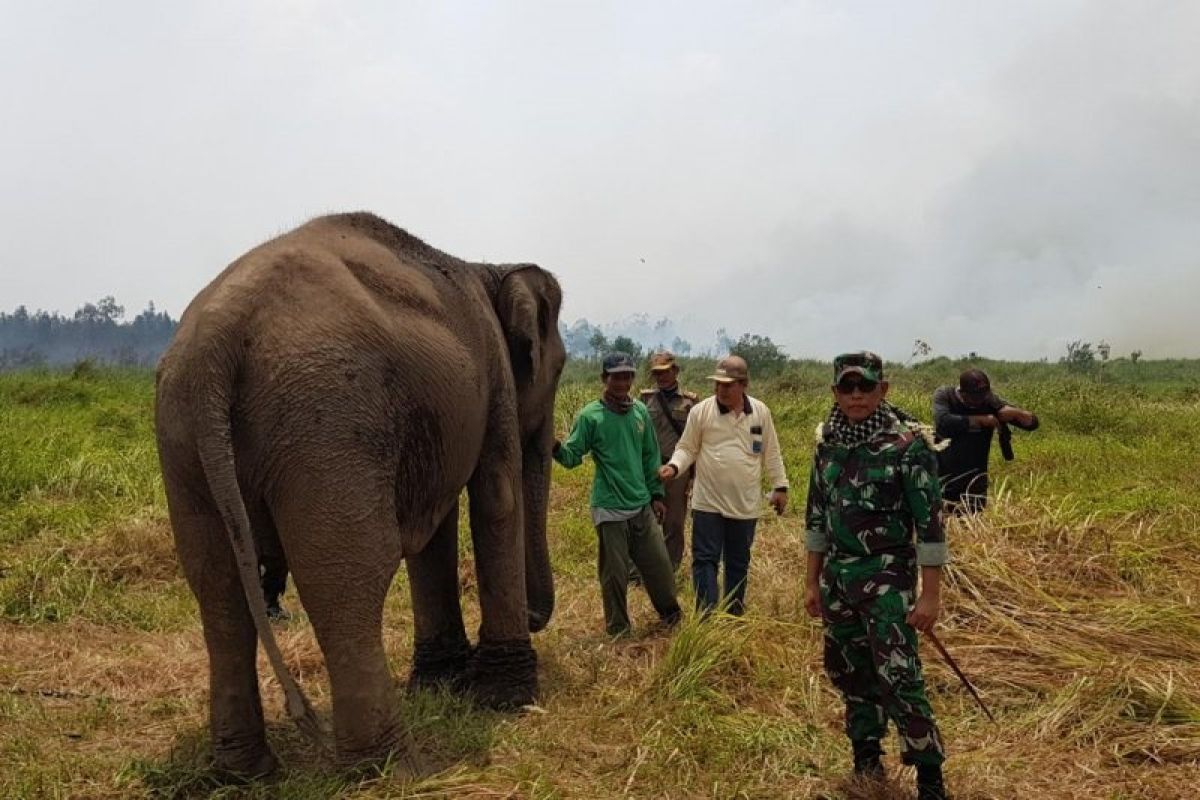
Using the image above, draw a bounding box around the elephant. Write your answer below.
[154,211,566,776]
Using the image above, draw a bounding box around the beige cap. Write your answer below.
[648,351,678,372]
[707,355,749,383]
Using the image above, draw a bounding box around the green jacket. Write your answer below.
[555,399,664,510]
[804,413,947,566]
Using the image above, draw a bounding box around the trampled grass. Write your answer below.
[1,360,1199,798]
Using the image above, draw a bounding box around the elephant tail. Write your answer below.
[191,332,328,751]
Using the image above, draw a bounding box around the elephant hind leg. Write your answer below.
[168,499,277,777]
[271,479,412,769]
[407,499,472,692]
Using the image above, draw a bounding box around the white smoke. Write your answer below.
[2,2,1197,361]
[659,1,1200,361]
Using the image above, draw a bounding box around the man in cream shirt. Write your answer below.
[658,355,788,615]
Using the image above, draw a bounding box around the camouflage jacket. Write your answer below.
[804,413,947,566]
[640,386,699,464]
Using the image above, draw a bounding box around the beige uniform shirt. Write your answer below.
[666,394,788,520]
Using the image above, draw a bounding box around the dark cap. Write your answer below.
[602,351,637,374]
[707,355,749,383]
[833,351,884,384]
[958,369,993,398]
[648,351,678,372]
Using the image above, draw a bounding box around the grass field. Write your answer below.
[2,359,1199,799]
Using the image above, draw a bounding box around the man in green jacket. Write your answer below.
[555,352,682,636]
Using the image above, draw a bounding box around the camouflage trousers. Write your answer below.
[820,554,945,766]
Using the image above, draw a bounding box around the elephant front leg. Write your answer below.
[407,501,473,691]
[466,461,538,710]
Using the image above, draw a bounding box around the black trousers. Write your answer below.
[691,510,757,615]
[259,539,288,603]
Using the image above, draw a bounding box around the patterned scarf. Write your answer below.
[824,402,898,449]
[602,389,635,415]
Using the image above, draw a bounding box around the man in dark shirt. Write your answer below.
[932,369,1038,513]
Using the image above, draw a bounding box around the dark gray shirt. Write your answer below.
[932,386,1039,497]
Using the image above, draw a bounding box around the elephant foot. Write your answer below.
[408,634,474,692]
[335,719,418,774]
[467,638,538,710]
[212,741,278,780]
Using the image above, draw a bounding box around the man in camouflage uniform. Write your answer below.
[640,351,698,572]
[804,352,949,800]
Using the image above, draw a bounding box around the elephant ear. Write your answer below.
[497,266,545,385]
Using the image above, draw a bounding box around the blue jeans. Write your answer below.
[691,510,758,615]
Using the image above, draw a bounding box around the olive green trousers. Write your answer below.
[595,505,680,636]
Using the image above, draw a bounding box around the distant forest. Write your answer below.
[0,298,176,370]
[0,297,784,373]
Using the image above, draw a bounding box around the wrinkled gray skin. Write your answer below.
[155,212,565,776]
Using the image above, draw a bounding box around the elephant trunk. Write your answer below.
[521,435,555,632]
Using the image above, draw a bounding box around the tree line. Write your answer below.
[0,300,795,376]
[0,297,177,370]
[559,318,789,375]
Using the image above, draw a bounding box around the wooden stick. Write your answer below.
[927,631,996,723]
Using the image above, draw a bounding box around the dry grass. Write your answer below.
[5,501,1198,798]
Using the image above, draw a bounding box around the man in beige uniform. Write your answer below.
[659,355,788,615]
[640,351,698,572]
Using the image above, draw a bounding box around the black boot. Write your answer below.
[264,595,290,622]
[851,739,884,780]
[916,764,949,800]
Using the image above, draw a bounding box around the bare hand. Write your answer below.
[996,405,1020,423]
[657,464,678,482]
[998,405,1036,426]
[970,414,998,429]
[906,592,940,633]
[804,584,822,618]
[770,490,787,516]
[651,499,666,523]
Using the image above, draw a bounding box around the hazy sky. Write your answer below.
[2,1,1197,360]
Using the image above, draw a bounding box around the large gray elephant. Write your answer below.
[155,212,565,776]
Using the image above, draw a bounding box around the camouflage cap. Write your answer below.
[707,355,749,383]
[833,351,884,384]
[648,351,678,372]
[601,351,637,374]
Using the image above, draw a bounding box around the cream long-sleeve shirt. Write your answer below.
[666,394,788,520]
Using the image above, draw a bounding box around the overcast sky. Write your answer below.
[2,1,1197,360]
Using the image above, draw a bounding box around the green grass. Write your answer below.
[2,361,1199,799]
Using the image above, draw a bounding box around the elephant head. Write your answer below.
[493,264,566,632]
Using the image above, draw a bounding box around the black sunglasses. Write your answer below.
[835,378,879,394]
